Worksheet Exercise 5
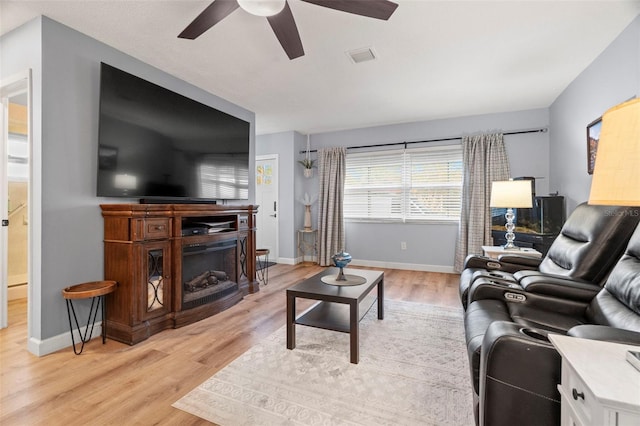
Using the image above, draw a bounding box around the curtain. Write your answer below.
[453,133,510,272]
[317,147,347,266]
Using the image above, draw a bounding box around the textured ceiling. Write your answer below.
[1,0,639,135]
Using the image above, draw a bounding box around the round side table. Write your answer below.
[62,280,117,355]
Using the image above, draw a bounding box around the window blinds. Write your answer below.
[344,144,462,222]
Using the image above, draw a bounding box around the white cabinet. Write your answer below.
[550,335,640,426]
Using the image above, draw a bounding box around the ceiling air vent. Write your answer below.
[347,47,377,64]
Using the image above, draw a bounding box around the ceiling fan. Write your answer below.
[178,0,399,60]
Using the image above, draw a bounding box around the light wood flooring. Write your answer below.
[0,264,461,425]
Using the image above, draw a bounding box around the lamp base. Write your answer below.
[501,242,522,251]
[502,208,521,251]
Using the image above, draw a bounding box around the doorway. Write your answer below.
[255,155,279,261]
[1,72,31,329]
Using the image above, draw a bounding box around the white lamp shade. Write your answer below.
[238,0,286,16]
[589,98,640,206]
[490,180,533,208]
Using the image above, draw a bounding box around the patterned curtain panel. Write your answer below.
[317,147,347,266]
[453,133,510,272]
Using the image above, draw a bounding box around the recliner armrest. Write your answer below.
[497,255,542,269]
[567,325,640,346]
[463,254,540,274]
[479,321,561,426]
[463,254,503,270]
[468,277,591,316]
[517,274,600,303]
[468,278,524,304]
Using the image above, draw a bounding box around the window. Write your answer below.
[344,144,463,222]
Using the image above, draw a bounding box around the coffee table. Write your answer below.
[286,268,384,364]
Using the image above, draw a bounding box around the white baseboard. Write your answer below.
[280,256,454,273]
[350,259,456,274]
[28,323,104,356]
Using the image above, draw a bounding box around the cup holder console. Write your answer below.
[487,272,517,283]
[520,327,550,342]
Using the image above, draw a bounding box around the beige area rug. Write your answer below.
[173,299,474,425]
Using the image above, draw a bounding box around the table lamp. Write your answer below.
[589,98,640,206]
[490,180,533,250]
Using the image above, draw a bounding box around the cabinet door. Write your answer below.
[140,241,172,321]
[237,231,249,284]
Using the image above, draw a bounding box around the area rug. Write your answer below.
[173,299,473,425]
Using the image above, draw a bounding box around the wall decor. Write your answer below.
[586,116,602,175]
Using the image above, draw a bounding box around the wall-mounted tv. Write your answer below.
[97,62,250,201]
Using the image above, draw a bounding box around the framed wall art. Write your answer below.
[586,116,602,175]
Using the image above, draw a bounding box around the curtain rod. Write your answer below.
[298,127,548,154]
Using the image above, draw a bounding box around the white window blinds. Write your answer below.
[344,144,463,222]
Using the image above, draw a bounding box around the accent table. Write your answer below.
[297,229,317,263]
[286,268,384,364]
[549,334,640,426]
[62,280,117,355]
[481,245,542,260]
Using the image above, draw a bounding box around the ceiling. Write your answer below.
[1,0,639,135]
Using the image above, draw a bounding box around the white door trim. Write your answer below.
[0,69,32,333]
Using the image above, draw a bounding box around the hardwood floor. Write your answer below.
[0,264,461,425]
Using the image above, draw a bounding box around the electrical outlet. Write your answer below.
[401,241,407,250]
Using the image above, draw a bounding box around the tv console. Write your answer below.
[100,203,259,345]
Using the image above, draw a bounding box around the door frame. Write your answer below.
[255,154,279,261]
[0,69,32,330]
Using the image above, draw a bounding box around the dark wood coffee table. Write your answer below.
[286,268,384,364]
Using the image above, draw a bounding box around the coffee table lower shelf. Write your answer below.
[294,293,377,333]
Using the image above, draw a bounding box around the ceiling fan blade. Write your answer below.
[178,0,240,39]
[300,0,398,20]
[267,2,305,60]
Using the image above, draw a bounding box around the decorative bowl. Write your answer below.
[332,251,352,281]
[332,251,352,268]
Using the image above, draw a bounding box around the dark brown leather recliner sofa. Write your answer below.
[459,203,640,310]
[464,218,640,425]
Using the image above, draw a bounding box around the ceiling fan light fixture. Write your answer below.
[238,0,286,17]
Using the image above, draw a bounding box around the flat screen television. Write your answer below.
[97,62,250,201]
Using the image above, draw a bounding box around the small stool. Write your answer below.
[62,280,117,355]
[256,248,270,285]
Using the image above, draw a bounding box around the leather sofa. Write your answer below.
[465,219,640,425]
[459,203,640,310]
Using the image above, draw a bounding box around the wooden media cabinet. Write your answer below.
[101,203,259,345]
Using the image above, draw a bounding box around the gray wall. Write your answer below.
[549,16,640,212]
[260,108,551,271]
[2,16,255,349]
